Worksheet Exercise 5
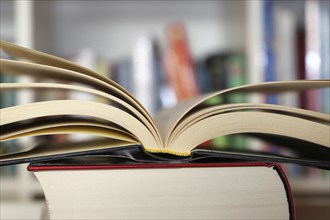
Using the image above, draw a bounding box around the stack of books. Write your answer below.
[0,41,329,219]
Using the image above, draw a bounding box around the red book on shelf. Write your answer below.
[163,22,200,100]
[28,162,295,220]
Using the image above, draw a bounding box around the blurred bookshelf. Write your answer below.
[0,0,329,219]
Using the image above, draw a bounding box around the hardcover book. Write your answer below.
[28,162,295,220]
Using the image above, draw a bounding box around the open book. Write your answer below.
[0,40,329,168]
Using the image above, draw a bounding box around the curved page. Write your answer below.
[0,100,159,150]
[155,80,330,143]
[0,83,159,141]
[1,124,135,143]
[0,40,147,117]
[0,59,159,139]
[1,117,131,141]
[168,111,330,153]
[168,103,330,145]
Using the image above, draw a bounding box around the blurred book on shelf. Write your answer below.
[112,57,133,94]
[273,1,299,108]
[262,0,277,105]
[163,22,200,101]
[112,37,174,113]
[132,36,162,116]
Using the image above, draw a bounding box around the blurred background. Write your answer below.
[0,0,329,219]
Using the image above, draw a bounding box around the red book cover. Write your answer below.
[163,22,200,100]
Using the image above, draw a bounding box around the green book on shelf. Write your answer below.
[0,40,329,169]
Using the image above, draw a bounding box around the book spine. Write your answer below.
[245,0,266,105]
[113,58,133,94]
[204,53,228,104]
[263,0,277,104]
[273,3,298,107]
[132,36,160,115]
[305,0,321,111]
[295,25,307,109]
[195,59,212,94]
[163,22,200,101]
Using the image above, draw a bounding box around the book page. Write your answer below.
[0,40,160,139]
[0,40,141,110]
[1,117,135,143]
[0,59,151,123]
[0,59,162,143]
[4,125,135,143]
[168,103,330,146]
[155,80,330,144]
[0,100,160,150]
[0,83,159,141]
[167,111,330,153]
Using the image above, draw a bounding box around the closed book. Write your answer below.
[28,162,294,220]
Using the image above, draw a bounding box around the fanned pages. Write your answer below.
[0,83,158,142]
[0,40,330,168]
[154,80,330,144]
